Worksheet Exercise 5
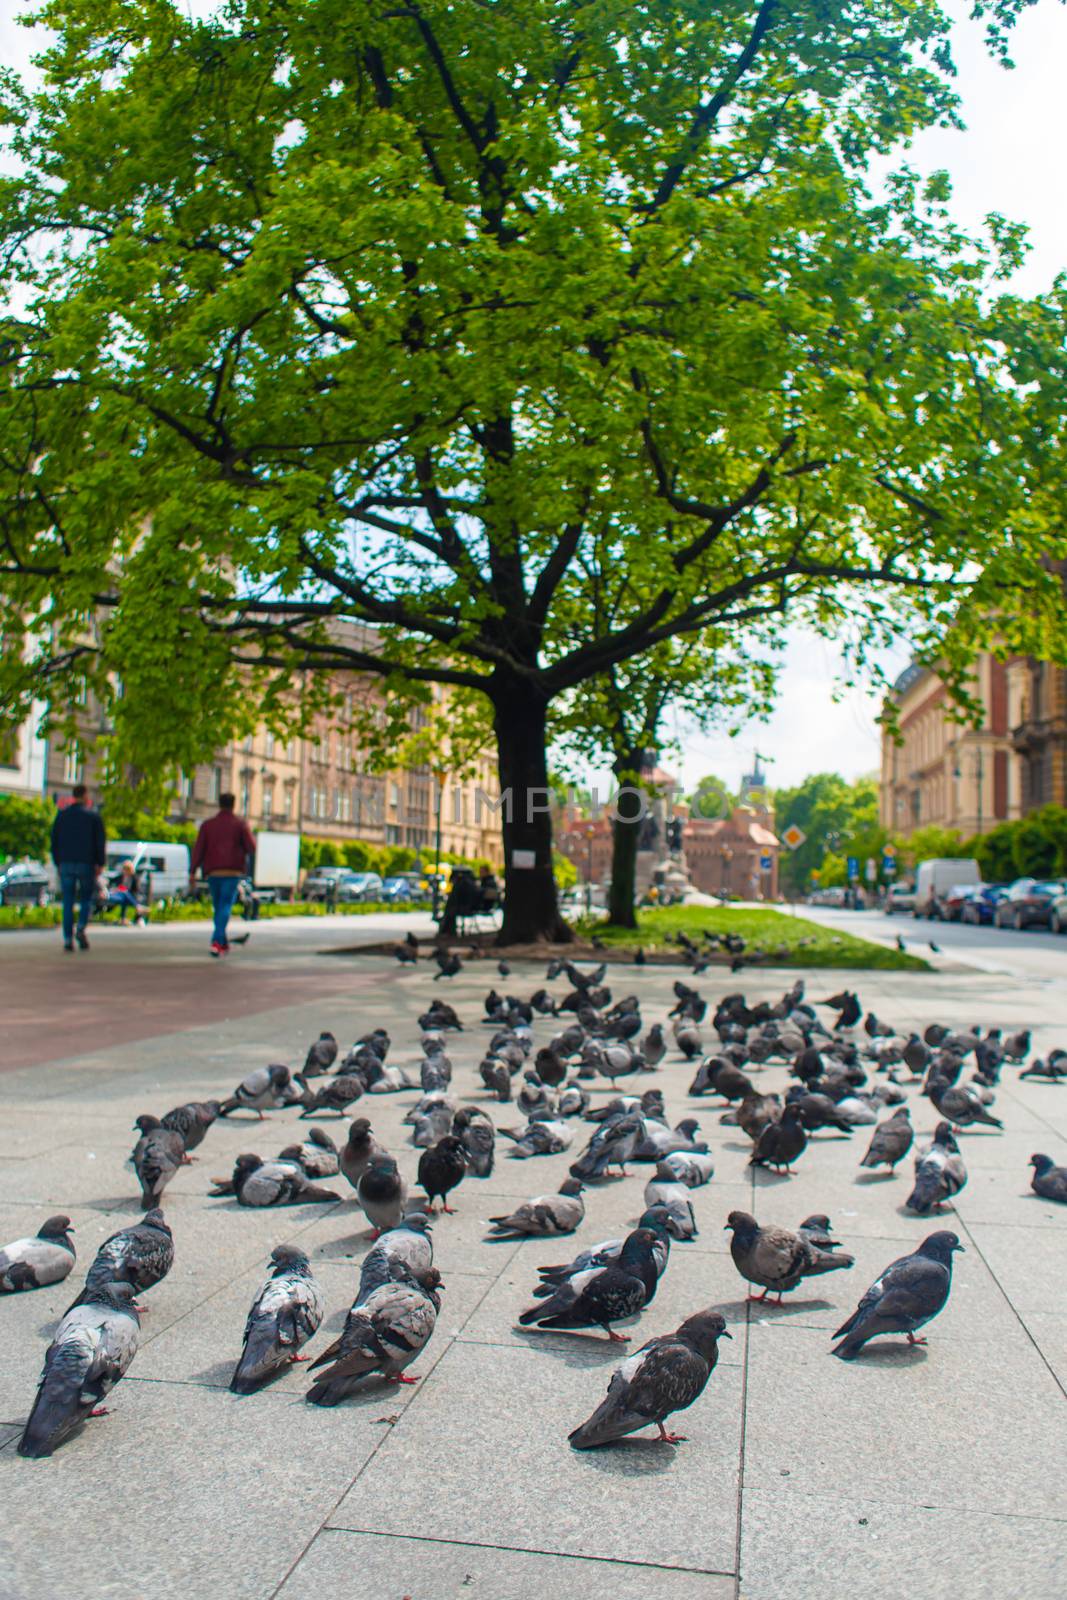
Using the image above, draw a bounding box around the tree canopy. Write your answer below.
[2,0,1065,939]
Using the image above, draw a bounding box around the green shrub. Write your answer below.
[0,793,53,861]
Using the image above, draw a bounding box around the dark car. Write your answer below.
[961,884,1009,925]
[934,883,980,922]
[302,867,359,902]
[0,859,52,906]
[380,874,420,904]
[994,878,1067,930]
[336,871,384,903]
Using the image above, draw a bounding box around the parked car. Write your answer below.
[302,867,359,902]
[994,878,1067,930]
[961,884,1009,925]
[1049,892,1067,935]
[380,873,428,904]
[933,883,982,922]
[808,887,848,906]
[0,859,52,906]
[337,871,384,903]
[884,882,916,914]
[914,858,981,918]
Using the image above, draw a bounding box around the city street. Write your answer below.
[0,923,1064,1598]
[801,902,1067,983]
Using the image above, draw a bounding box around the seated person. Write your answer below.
[107,861,148,925]
[477,866,501,911]
[438,867,481,934]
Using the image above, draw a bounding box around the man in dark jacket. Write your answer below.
[50,783,107,951]
[189,793,256,957]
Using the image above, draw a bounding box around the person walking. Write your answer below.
[50,783,107,952]
[189,793,256,957]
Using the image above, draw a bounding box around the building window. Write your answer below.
[179,770,194,805]
[262,785,274,819]
[241,780,251,814]
[243,735,253,754]
[209,766,222,803]
[264,732,275,758]
[0,722,18,768]
[63,743,82,785]
[282,786,294,820]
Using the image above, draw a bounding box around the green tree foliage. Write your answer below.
[974,822,1019,882]
[2,0,1065,941]
[899,825,971,867]
[689,776,737,822]
[775,773,882,892]
[0,793,53,860]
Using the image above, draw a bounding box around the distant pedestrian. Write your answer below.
[50,783,107,952]
[189,793,255,957]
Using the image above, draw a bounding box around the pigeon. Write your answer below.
[433,949,462,980]
[18,1281,141,1458]
[501,1119,573,1159]
[305,1266,443,1404]
[277,1126,340,1178]
[83,1210,174,1298]
[160,1100,221,1157]
[567,1113,642,1180]
[642,1165,699,1238]
[831,1231,963,1358]
[452,1107,495,1176]
[296,1072,364,1118]
[859,1109,913,1172]
[691,1059,755,1103]
[517,1072,557,1120]
[130,1115,186,1209]
[417,1001,462,1032]
[929,1077,1003,1130]
[632,1117,707,1162]
[1029,1154,1067,1204]
[357,1156,409,1237]
[393,942,417,964]
[558,1084,591,1119]
[749,1105,807,1173]
[230,1245,325,1393]
[533,1045,567,1089]
[0,1215,76,1293]
[657,1150,715,1187]
[643,1023,666,1066]
[480,1058,513,1101]
[339,1118,388,1192]
[568,1309,731,1448]
[788,1091,855,1135]
[519,1227,662,1341]
[724,1211,854,1303]
[672,1021,703,1059]
[405,1091,455,1148]
[210,1156,341,1206]
[797,1214,844,1252]
[736,1093,783,1143]
[417,1134,468,1213]
[219,1063,293,1118]
[821,990,862,1029]
[361,1214,434,1285]
[906,1122,967,1214]
[487,1180,586,1239]
[303,1030,339,1077]
[1020,1057,1067,1082]
[534,1207,673,1295]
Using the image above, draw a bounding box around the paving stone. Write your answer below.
[0,1378,386,1600]
[1017,1312,1067,1394]
[742,1322,1066,1518]
[328,1340,742,1572]
[962,1220,1067,1316]
[740,1488,1067,1600]
[275,1528,732,1600]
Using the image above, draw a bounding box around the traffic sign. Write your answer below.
[759,855,772,871]
[882,843,897,858]
[865,857,877,882]
[782,824,807,850]
[847,856,859,881]
[882,855,896,876]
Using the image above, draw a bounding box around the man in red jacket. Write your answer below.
[189,793,256,957]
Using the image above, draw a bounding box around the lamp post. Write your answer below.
[719,844,733,898]
[431,768,446,920]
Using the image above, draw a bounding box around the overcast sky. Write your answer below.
[3,1,1064,793]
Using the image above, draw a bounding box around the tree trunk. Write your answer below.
[492,680,573,945]
[606,751,642,928]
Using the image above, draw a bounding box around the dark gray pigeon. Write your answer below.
[1030,1153,1067,1204]
[452,1108,495,1177]
[831,1231,963,1359]
[0,1215,76,1293]
[487,1180,585,1238]
[84,1209,174,1298]
[230,1245,325,1393]
[859,1108,913,1172]
[211,1155,341,1206]
[306,1266,442,1404]
[160,1100,221,1156]
[18,1281,141,1457]
[519,1227,661,1340]
[219,1063,293,1118]
[303,1031,339,1077]
[277,1126,340,1178]
[339,1118,388,1192]
[569,1309,731,1448]
[725,1211,853,1303]
[130,1115,186,1209]
[905,1122,967,1214]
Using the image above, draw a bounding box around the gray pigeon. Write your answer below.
[906,1122,967,1214]
[929,1077,1003,1130]
[160,1100,221,1156]
[859,1108,913,1172]
[84,1209,174,1298]
[643,1165,699,1238]
[725,1211,854,1303]
[487,1180,586,1238]
[518,1228,661,1340]
[303,1031,339,1077]
[1030,1153,1067,1204]
[500,1119,573,1159]
[360,1215,434,1287]
[339,1118,387,1192]
[357,1156,409,1237]
[832,1231,963,1358]
[211,1156,341,1206]
[0,1215,76,1293]
[277,1127,340,1178]
[18,1281,141,1457]
[219,1063,293,1118]
[306,1266,442,1404]
[452,1108,495,1177]
[296,1071,364,1118]
[130,1115,186,1209]
[230,1245,325,1393]
[657,1150,715,1187]
[569,1309,731,1448]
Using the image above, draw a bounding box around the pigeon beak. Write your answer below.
[954,1243,965,1253]
[721,1330,733,1340]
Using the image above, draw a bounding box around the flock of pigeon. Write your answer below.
[2,936,1065,1460]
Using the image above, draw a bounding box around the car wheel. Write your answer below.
[1013,909,1026,931]
[1051,912,1064,935]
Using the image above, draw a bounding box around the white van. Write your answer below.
[913,858,980,918]
[106,840,191,899]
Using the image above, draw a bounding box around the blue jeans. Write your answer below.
[208,876,240,946]
[59,862,95,943]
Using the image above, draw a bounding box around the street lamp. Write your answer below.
[431,768,446,920]
[719,844,733,898]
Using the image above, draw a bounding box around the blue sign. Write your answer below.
[882,855,897,876]
[846,856,859,881]
[759,855,772,871]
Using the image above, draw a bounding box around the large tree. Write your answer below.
[2,0,1065,941]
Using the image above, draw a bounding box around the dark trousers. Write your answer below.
[59,862,95,943]
[208,876,241,946]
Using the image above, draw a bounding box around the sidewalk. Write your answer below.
[0,953,1064,1598]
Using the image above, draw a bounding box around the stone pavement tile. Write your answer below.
[0,1378,385,1600]
[952,1164,1067,1228]
[1017,1312,1067,1393]
[742,1323,1065,1518]
[137,1263,493,1395]
[328,1340,742,1573]
[294,1198,525,1278]
[458,1241,746,1358]
[275,1528,732,1600]
[962,1221,1067,1316]
[739,1489,1067,1600]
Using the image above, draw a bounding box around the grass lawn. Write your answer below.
[0,899,403,931]
[574,905,929,971]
